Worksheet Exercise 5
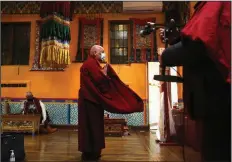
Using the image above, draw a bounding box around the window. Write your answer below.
[75,18,103,62]
[1,22,31,65]
[109,21,130,64]
[130,18,158,63]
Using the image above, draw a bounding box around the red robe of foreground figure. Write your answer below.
[160,2,230,161]
[78,56,144,159]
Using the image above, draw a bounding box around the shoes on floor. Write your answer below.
[81,152,101,162]
[39,125,58,134]
[47,126,58,133]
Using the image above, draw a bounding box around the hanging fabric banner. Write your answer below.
[39,2,74,70]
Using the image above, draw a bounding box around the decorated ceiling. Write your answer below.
[1,1,123,14]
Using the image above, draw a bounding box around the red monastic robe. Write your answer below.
[180,2,231,160]
[181,1,231,83]
[23,97,44,123]
[24,97,42,115]
[78,57,144,152]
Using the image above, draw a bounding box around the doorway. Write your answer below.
[147,62,161,131]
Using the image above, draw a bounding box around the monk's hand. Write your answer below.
[101,64,108,76]
[42,119,46,124]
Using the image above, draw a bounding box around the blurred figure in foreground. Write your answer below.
[159,2,231,162]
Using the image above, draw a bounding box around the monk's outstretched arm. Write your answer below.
[82,65,112,98]
[81,65,139,114]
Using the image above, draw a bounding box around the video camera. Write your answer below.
[140,19,179,42]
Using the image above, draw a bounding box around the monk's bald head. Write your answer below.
[90,45,105,61]
[26,91,33,100]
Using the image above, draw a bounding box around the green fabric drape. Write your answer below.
[40,19,71,41]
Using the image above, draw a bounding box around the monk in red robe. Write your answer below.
[160,2,231,162]
[78,45,144,161]
[21,92,57,133]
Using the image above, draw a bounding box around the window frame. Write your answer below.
[130,18,158,63]
[108,20,131,64]
[1,22,31,66]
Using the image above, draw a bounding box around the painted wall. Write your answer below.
[1,13,165,99]
[190,2,197,15]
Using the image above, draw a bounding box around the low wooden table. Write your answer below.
[1,114,41,136]
[104,118,126,137]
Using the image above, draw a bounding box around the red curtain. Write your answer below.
[40,1,74,19]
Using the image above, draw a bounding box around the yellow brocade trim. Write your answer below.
[41,40,70,49]
[40,45,71,68]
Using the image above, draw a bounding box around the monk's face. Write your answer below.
[26,92,33,101]
[94,47,105,61]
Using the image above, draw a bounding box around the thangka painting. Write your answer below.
[75,18,103,62]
